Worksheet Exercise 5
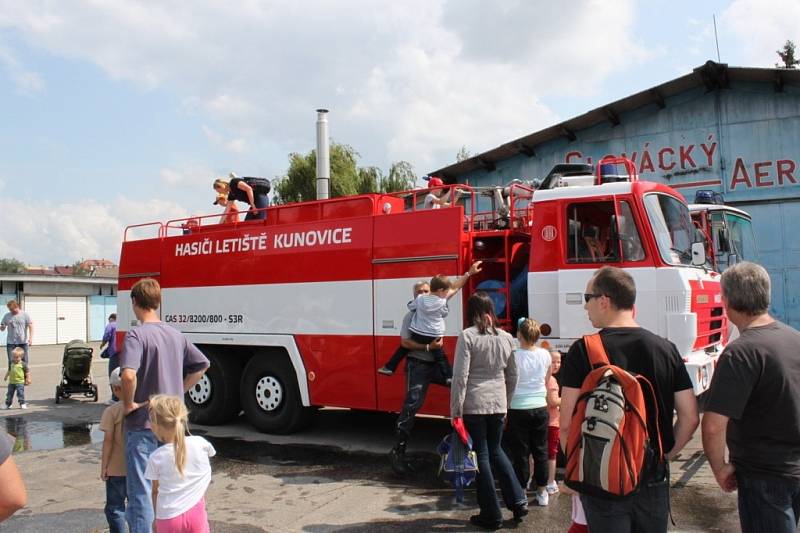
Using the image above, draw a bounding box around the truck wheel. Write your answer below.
[240,355,313,434]
[186,347,242,425]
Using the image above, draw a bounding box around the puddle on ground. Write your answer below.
[4,417,103,452]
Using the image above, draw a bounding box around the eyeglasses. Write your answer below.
[583,293,604,303]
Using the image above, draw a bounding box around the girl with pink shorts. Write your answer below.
[145,395,216,533]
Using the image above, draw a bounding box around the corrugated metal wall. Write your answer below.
[451,81,800,327]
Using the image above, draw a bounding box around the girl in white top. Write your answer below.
[504,318,553,506]
[145,395,216,533]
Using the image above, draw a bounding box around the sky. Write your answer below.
[0,0,797,265]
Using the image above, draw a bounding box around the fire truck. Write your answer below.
[117,158,726,434]
[688,190,758,272]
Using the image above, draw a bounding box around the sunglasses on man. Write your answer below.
[583,293,605,303]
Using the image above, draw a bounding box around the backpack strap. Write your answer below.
[583,333,610,369]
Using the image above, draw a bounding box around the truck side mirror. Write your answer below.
[691,242,706,266]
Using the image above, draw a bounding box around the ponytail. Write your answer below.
[148,394,191,477]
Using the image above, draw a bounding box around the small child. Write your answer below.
[545,350,562,494]
[378,264,481,380]
[145,394,216,532]
[424,177,461,209]
[214,194,239,224]
[100,367,127,533]
[4,347,30,409]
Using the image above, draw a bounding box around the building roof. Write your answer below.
[0,274,117,285]
[430,61,800,181]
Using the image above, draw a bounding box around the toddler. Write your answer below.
[100,367,127,533]
[145,394,216,533]
[4,347,29,409]
[378,263,482,380]
[546,350,562,494]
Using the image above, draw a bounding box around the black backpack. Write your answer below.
[243,177,271,195]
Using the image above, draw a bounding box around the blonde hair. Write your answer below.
[10,347,23,359]
[517,318,541,345]
[213,179,230,194]
[149,395,190,477]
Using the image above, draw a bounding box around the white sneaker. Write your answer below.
[536,490,549,506]
[20,403,27,410]
[546,481,559,494]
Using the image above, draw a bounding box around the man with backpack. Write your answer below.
[558,266,699,532]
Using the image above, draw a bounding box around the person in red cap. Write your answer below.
[424,176,461,209]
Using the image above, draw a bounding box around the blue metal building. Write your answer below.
[431,61,800,328]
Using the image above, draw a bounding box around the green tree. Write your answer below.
[776,40,799,68]
[0,258,25,274]
[71,260,91,276]
[356,166,382,194]
[383,161,417,192]
[456,145,472,162]
[274,142,361,204]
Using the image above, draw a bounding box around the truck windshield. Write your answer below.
[725,212,758,264]
[644,194,696,266]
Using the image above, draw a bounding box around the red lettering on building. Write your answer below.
[777,160,798,185]
[700,141,717,166]
[679,145,696,169]
[639,150,654,173]
[754,162,774,187]
[730,158,752,190]
[565,151,582,164]
[658,148,675,171]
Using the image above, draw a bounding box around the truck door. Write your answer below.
[372,207,464,415]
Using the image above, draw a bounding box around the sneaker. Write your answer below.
[546,481,559,494]
[20,403,27,410]
[389,447,411,476]
[512,502,529,522]
[377,367,394,376]
[536,490,549,506]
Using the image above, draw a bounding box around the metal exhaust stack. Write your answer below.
[316,109,330,200]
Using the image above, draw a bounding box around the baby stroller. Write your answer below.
[55,340,99,403]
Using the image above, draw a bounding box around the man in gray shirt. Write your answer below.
[0,301,33,367]
[389,280,446,475]
[120,278,209,533]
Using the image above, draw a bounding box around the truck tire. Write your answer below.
[186,347,242,425]
[239,354,313,434]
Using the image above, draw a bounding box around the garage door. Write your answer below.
[24,296,57,345]
[57,297,87,344]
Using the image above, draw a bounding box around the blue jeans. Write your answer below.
[5,384,25,406]
[737,472,800,533]
[244,193,269,220]
[581,463,670,533]
[395,358,448,440]
[125,429,159,533]
[105,475,127,533]
[463,414,526,521]
[6,344,28,367]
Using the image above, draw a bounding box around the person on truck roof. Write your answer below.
[424,176,461,209]
[212,173,270,221]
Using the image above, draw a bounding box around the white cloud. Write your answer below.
[0,197,189,265]
[722,0,800,66]
[0,0,652,171]
[0,44,43,94]
[159,164,215,187]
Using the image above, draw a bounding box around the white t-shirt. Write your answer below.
[424,192,441,209]
[509,347,551,409]
[145,435,216,519]
[408,293,449,337]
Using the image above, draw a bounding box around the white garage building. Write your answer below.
[0,275,117,345]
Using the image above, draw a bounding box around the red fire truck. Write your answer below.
[117,159,726,434]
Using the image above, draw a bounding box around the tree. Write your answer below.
[273,142,362,204]
[383,161,417,193]
[776,40,799,69]
[71,260,91,276]
[0,258,25,274]
[356,166,382,195]
[456,145,472,162]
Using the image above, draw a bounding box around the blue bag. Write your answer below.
[437,431,479,503]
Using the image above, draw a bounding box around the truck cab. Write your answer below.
[689,191,758,272]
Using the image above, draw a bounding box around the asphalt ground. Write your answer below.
[0,343,740,532]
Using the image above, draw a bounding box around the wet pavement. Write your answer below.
[0,343,741,532]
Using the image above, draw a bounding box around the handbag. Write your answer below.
[437,418,479,502]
